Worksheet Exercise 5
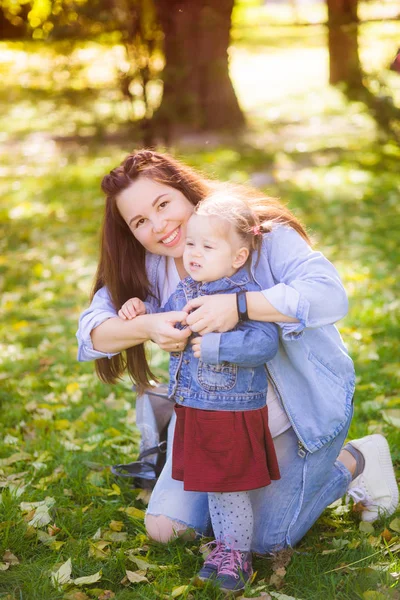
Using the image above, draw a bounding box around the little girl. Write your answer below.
[119,191,280,594]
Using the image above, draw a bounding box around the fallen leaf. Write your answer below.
[98,592,116,600]
[171,585,190,598]
[380,528,392,542]
[51,558,72,587]
[125,570,148,584]
[2,551,19,566]
[124,507,146,520]
[0,563,10,571]
[359,522,375,534]
[128,555,158,571]
[88,541,110,559]
[74,570,102,585]
[109,520,124,531]
[389,518,400,533]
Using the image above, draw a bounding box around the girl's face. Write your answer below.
[116,176,195,257]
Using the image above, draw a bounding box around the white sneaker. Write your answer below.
[346,434,399,522]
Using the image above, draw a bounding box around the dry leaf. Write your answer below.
[171,585,190,598]
[98,592,116,600]
[88,541,110,559]
[380,528,392,542]
[109,520,124,531]
[124,507,146,520]
[74,570,102,585]
[63,592,90,600]
[0,563,10,571]
[51,558,72,587]
[125,570,149,584]
[2,551,19,566]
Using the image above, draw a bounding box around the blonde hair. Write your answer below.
[195,184,310,256]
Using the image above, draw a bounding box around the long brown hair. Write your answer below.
[93,149,309,390]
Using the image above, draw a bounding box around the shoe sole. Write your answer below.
[353,434,399,522]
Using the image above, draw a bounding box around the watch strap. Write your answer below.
[236,290,248,322]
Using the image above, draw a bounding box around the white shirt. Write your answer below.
[162,257,291,439]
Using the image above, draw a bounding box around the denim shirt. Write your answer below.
[157,268,279,411]
[76,225,355,453]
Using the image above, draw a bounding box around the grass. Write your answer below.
[1,5,400,599]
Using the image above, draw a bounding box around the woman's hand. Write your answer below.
[147,311,191,353]
[191,337,202,359]
[183,294,238,335]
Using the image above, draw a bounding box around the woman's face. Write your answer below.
[116,176,195,257]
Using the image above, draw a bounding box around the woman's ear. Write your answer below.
[232,247,249,269]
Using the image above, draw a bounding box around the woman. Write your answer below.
[77,150,398,553]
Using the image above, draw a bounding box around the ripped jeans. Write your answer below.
[146,409,352,554]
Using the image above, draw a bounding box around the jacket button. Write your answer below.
[179,396,184,402]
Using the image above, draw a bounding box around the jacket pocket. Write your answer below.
[195,411,235,452]
[197,361,237,392]
[308,351,346,390]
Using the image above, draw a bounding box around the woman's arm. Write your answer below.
[76,286,190,361]
[184,226,347,337]
[184,293,296,336]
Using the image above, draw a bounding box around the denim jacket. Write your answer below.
[155,268,279,411]
[76,225,355,453]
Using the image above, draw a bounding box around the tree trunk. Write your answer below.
[154,0,245,132]
[326,0,362,90]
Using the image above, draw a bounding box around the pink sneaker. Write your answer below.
[215,548,253,593]
[196,540,226,581]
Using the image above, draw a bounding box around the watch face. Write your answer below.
[237,292,247,320]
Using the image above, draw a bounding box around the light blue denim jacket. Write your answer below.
[153,268,279,411]
[76,225,355,453]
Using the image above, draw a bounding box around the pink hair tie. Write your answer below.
[252,225,262,236]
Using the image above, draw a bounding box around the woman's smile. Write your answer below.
[160,226,182,247]
[116,176,195,258]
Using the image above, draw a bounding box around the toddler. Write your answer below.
[119,191,280,593]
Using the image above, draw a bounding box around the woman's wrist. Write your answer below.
[246,291,298,323]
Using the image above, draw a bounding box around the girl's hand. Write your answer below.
[191,336,202,359]
[118,297,146,320]
[148,311,191,353]
[183,294,238,335]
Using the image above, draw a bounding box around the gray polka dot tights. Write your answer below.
[208,491,254,551]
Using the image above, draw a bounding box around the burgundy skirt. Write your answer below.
[172,404,280,492]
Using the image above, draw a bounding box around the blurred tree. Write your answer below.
[154,0,244,134]
[326,0,362,91]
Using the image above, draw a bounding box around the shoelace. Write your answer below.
[217,549,244,579]
[346,486,370,505]
[201,540,225,567]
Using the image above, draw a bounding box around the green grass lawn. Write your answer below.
[1,9,400,599]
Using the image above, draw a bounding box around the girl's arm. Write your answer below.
[199,321,279,367]
[76,286,189,360]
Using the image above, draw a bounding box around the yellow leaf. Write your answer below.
[88,541,110,559]
[51,557,72,587]
[124,507,145,520]
[50,540,65,551]
[107,483,121,496]
[171,585,190,598]
[125,570,148,584]
[73,570,102,585]
[109,520,124,531]
[0,563,10,571]
[0,452,31,467]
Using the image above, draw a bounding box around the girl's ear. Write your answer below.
[233,246,249,269]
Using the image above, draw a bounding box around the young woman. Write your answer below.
[77,149,398,555]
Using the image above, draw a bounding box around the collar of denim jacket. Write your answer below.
[181,266,251,296]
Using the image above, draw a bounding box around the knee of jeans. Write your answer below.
[145,514,191,543]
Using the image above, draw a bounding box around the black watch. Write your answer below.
[236,290,248,322]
